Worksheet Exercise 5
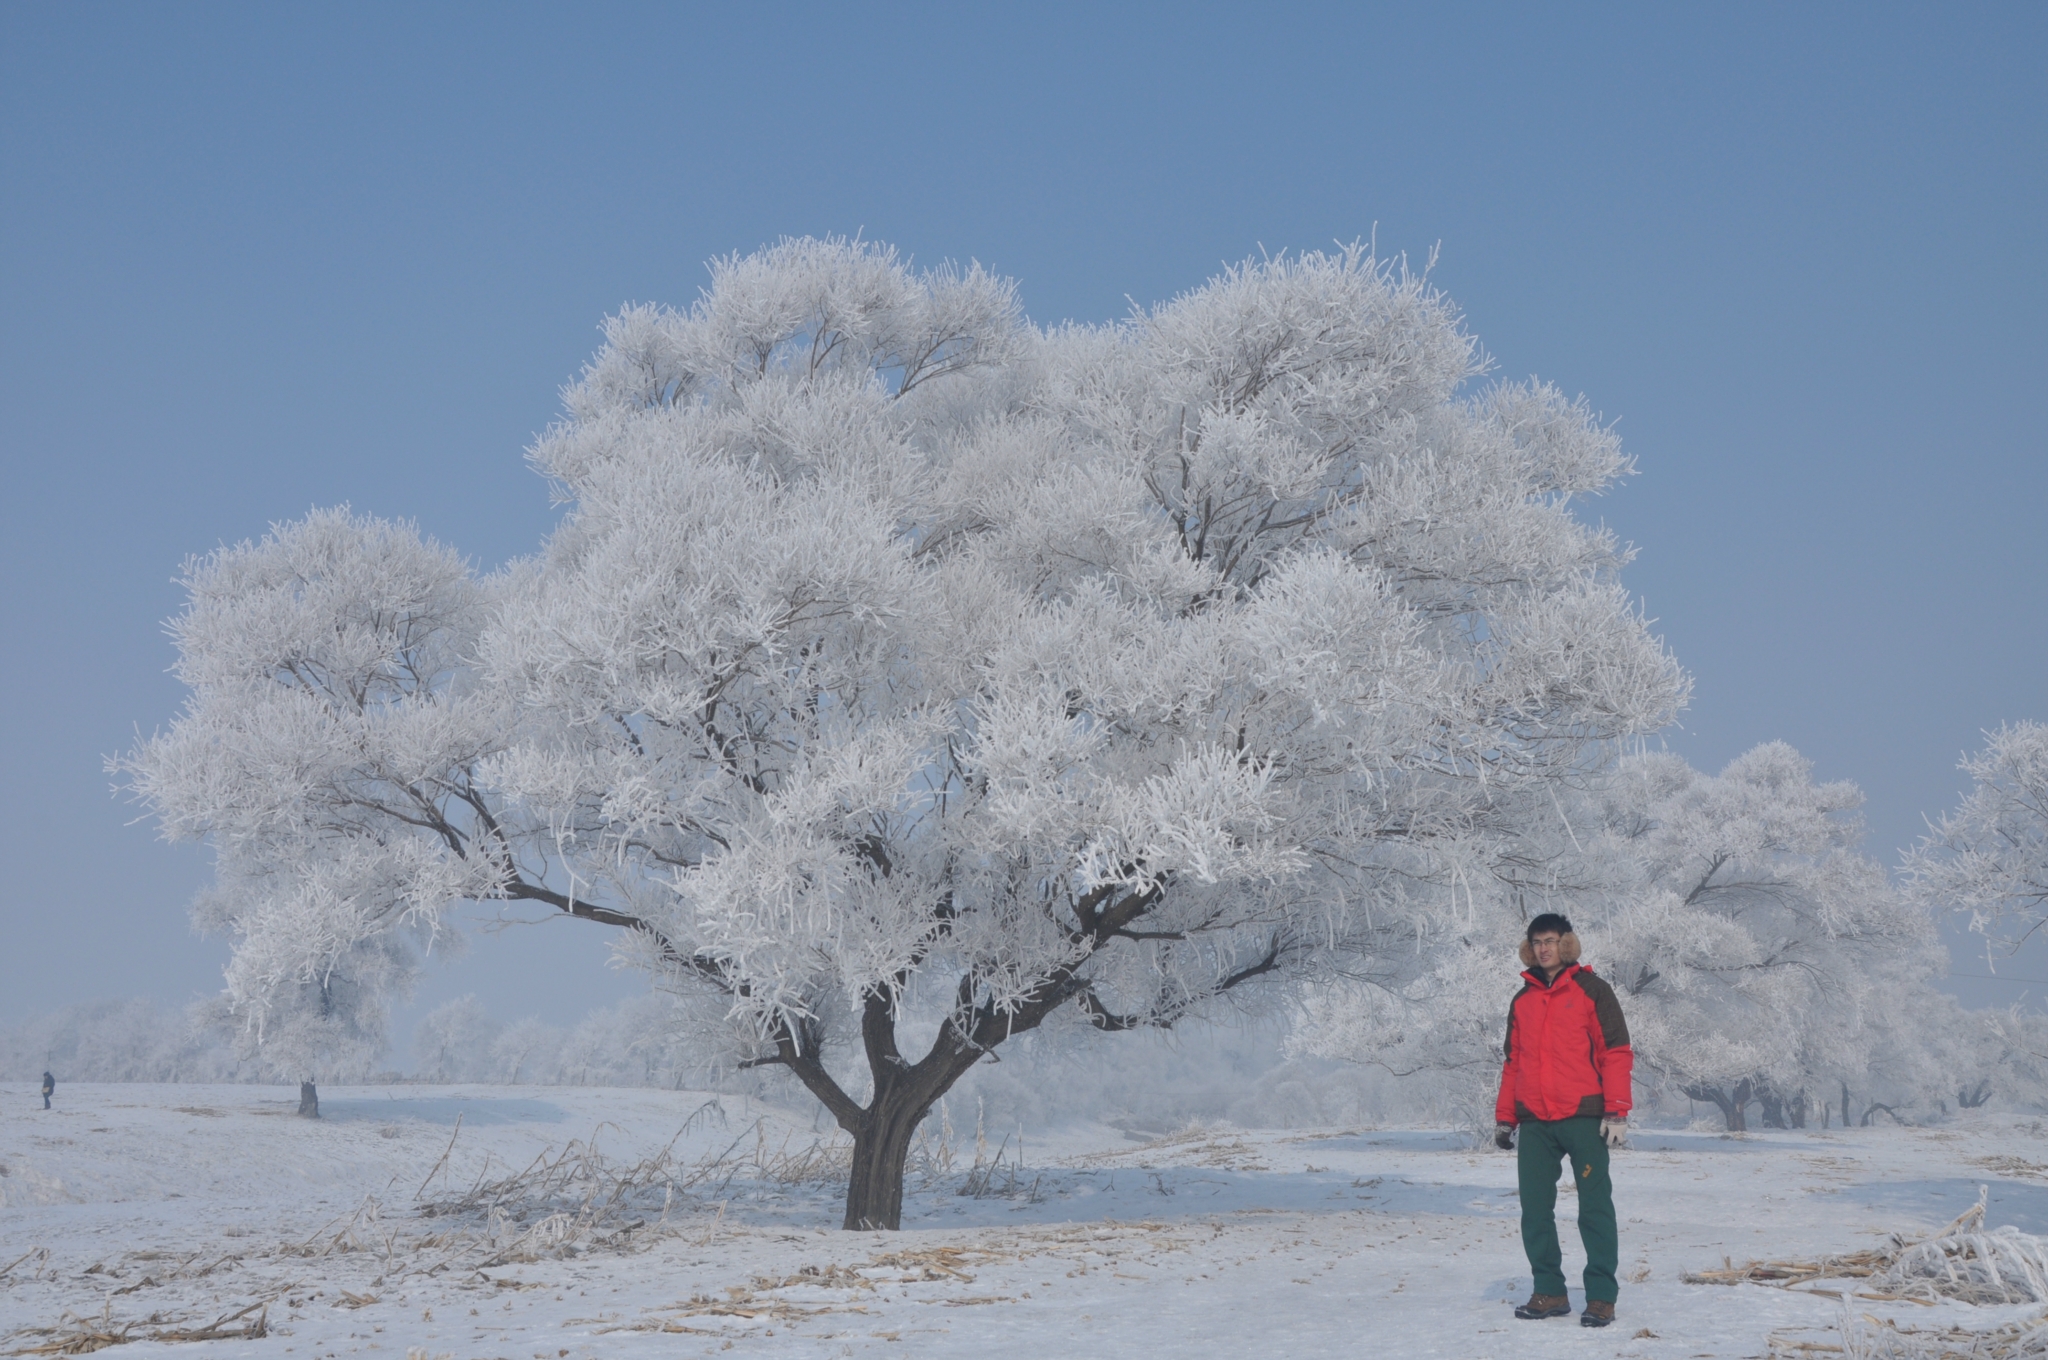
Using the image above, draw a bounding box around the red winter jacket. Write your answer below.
[1495,960,1633,1124]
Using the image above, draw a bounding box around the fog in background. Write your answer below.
[2,4,2043,1048]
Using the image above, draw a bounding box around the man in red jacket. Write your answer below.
[1493,912,1632,1329]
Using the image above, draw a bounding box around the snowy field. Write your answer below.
[3,1084,2045,1358]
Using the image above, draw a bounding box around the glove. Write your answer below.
[1600,1116,1627,1149]
[1494,1122,1516,1151]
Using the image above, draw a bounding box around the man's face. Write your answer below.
[1529,932,1562,971]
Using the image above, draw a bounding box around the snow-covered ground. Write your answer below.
[2,1083,2044,1358]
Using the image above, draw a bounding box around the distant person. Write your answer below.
[41,1071,54,1110]
[1493,914,1632,1329]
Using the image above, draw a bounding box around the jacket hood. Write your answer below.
[1518,931,1582,969]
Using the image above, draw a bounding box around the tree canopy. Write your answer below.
[122,237,1688,1226]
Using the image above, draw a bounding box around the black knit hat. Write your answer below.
[1526,912,1574,939]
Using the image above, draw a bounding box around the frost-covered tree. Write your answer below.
[0,1001,241,1084]
[1294,744,1941,1132]
[412,995,503,1083]
[1952,1006,2048,1112]
[1906,722,2048,952]
[124,238,1684,1226]
[493,1017,565,1084]
[1587,744,1935,1130]
[116,510,518,1114]
[482,238,1684,1224]
[1289,925,1523,1127]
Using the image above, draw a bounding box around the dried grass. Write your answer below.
[1705,1191,2048,1360]
[584,1241,1016,1335]
[1770,1310,2048,1359]
[0,1250,47,1283]
[1690,1191,2048,1307]
[3,1103,873,1352]
[3,1300,267,1355]
[412,1102,871,1267]
[1970,1158,2048,1183]
[1871,1206,2048,1307]
[956,1134,1044,1201]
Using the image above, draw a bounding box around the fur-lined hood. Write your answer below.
[1518,932,1582,968]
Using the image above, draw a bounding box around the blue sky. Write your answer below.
[2,2,2043,1030]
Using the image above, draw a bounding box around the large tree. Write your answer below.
[124,237,1684,1226]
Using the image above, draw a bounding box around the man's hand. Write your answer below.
[1494,1122,1516,1151]
[1600,1116,1627,1149]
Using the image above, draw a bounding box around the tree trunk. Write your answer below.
[297,1081,320,1118]
[1757,1084,1805,1128]
[842,1093,932,1231]
[1683,1082,1748,1131]
[772,990,988,1233]
[777,882,1237,1231]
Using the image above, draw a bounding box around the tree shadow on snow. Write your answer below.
[1627,1132,1829,1154]
[316,1095,570,1126]
[896,1166,1522,1231]
[1281,1131,1474,1154]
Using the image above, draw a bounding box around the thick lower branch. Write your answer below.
[750,1015,864,1131]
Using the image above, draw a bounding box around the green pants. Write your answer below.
[1516,1115,1618,1304]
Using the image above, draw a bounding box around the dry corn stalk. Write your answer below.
[1690,1190,2048,1305]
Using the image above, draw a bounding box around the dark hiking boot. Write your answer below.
[1580,1300,1616,1328]
[1514,1293,1571,1320]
